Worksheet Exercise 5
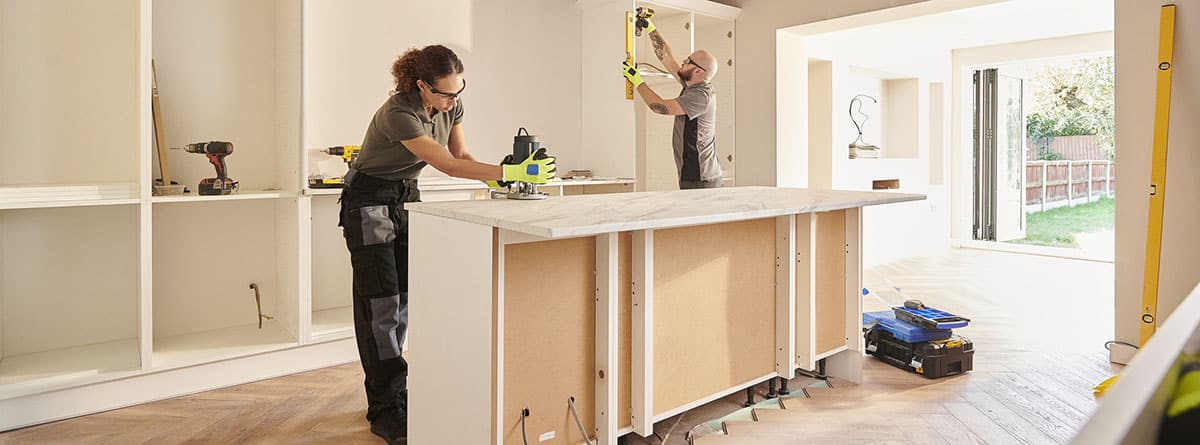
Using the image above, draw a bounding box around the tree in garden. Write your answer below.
[1026,57,1114,160]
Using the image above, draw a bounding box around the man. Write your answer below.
[622,17,722,189]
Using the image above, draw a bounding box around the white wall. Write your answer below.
[777,6,949,267]
[883,79,920,159]
[929,82,946,186]
[735,0,1004,187]
[806,59,832,189]
[1113,1,1200,364]
[304,0,582,179]
[948,31,1114,243]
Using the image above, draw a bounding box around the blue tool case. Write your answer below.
[864,311,952,343]
[893,305,971,330]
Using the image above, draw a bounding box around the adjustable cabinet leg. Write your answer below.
[767,379,778,398]
[779,376,790,395]
[743,387,755,407]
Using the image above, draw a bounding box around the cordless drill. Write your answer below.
[307,145,362,189]
[634,7,655,36]
[181,141,237,195]
[324,145,361,164]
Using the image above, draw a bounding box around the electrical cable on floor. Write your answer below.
[1105,340,1139,351]
[521,408,530,445]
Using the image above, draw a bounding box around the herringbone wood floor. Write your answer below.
[1,248,1119,444]
[686,248,1121,445]
[0,363,379,445]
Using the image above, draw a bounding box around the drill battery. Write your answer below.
[198,177,237,195]
[865,326,974,379]
[180,141,237,195]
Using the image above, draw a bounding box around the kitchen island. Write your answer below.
[405,186,924,445]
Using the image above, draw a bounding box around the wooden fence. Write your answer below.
[1027,135,1110,161]
[1025,160,1115,210]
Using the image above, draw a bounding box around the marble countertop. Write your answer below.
[305,176,636,195]
[406,186,925,238]
[419,176,635,191]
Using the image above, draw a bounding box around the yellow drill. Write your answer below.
[634,7,655,36]
[307,145,363,189]
[324,145,361,164]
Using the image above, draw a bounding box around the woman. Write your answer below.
[340,44,555,444]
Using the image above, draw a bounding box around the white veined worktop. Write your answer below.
[406,186,924,445]
[407,186,923,238]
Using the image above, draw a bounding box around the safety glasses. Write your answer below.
[428,79,466,99]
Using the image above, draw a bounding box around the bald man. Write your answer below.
[621,18,722,190]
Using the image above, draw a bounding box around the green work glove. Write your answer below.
[484,155,515,189]
[637,17,656,35]
[502,148,556,184]
[621,61,643,88]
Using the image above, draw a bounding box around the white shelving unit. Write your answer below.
[0,0,646,432]
[0,0,359,431]
[631,1,737,192]
[0,0,146,406]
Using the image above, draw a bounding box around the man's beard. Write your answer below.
[677,69,692,82]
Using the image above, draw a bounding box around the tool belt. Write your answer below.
[343,168,418,190]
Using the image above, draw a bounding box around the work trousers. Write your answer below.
[679,178,723,190]
[339,173,420,421]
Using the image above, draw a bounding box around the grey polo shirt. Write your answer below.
[352,91,464,180]
[672,81,721,182]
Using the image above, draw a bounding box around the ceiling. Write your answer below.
[790,0,1113,54]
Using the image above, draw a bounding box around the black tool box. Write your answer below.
[865,326,974,379]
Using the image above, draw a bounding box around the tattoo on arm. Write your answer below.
[650,32,667,61]
[649,103,669,114]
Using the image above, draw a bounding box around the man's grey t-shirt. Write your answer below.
[352,91,464,180]
[672,81,721,182]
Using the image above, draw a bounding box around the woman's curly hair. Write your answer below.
[391,44,464,95]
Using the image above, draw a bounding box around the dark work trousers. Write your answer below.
[679,178,723,190]
[338,173,420,421]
